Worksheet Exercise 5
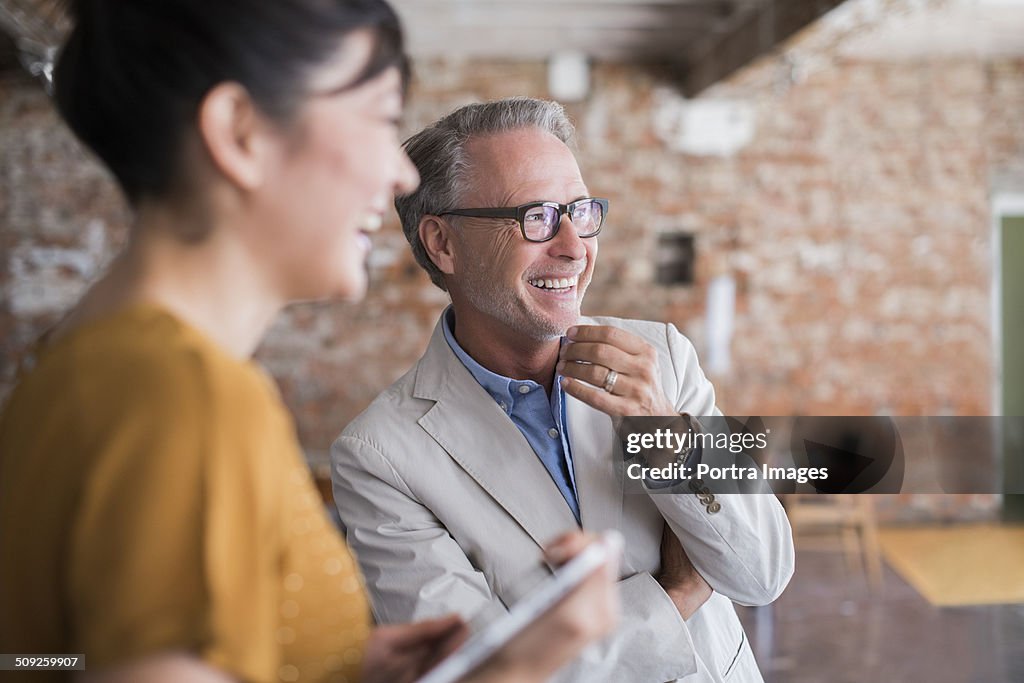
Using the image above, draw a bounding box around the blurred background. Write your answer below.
[1,0,1022,680]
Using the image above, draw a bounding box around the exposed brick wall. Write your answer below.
[0,71,131,368]
[2,4,1021,522]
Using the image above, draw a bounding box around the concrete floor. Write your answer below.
[737,550,1024,683]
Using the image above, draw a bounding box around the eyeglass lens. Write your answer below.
[523,200,604,241]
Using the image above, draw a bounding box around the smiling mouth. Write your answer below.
[527,275,579,292]
[358,213,383,234]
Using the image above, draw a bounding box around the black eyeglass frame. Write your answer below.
[440,197,609,243]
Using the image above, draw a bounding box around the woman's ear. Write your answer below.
[419,216,456,276]
[196,82,274,191]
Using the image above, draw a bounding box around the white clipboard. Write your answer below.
[415,531,623,683]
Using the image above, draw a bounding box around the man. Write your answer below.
[332,97,794,682]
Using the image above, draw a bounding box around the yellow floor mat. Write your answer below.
[878,524,1024,607]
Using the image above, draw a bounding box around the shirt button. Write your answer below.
[548,428,559,438]
[518,385,531,394]
[499,402,508,411]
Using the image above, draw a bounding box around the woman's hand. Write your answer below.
[465,531,622,683]
[362,614,468,683]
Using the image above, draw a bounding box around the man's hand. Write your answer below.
[655,525,712,621]
[362,615,468,683]
[557,325,676,417]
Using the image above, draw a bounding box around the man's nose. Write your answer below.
[547,214,587,260]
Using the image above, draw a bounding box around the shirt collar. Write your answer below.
[441,307,549,408]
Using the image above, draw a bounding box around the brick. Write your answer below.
[3,10,1022,522]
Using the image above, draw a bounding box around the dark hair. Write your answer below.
[55,0,409,205]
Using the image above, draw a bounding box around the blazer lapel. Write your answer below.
[413,318,578,550]
[566,393,624,536]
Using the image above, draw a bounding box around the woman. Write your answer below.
[0,1,618,681]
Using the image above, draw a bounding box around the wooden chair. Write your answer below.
[783,494,884,592]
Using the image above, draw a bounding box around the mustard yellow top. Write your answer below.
[0,305,370,682]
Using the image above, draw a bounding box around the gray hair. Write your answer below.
[396,97,577,291]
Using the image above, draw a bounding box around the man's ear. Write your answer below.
[419,216,457,276]
[196,82,274,191]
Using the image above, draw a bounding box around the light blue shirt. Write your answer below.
[442,308,581,524]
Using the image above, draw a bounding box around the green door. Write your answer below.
[1003,215,1024,521]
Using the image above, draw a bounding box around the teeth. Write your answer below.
[360,214,383,232]
[528,275,579,290]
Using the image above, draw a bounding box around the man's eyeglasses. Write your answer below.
[440,197,608,243]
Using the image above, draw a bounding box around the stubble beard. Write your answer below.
[461,269,587,342]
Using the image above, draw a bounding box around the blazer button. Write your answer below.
[698,493,713,505]
[707,501,722,514]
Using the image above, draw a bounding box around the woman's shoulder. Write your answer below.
[0,305,299,497]
[6,304,289,449]
[49,304,275,403]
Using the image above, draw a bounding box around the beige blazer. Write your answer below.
[332,314,794,682]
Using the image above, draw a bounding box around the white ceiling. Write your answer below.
[388,0,747,61]
[388,0,850,94]
[837,0,1024,59]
